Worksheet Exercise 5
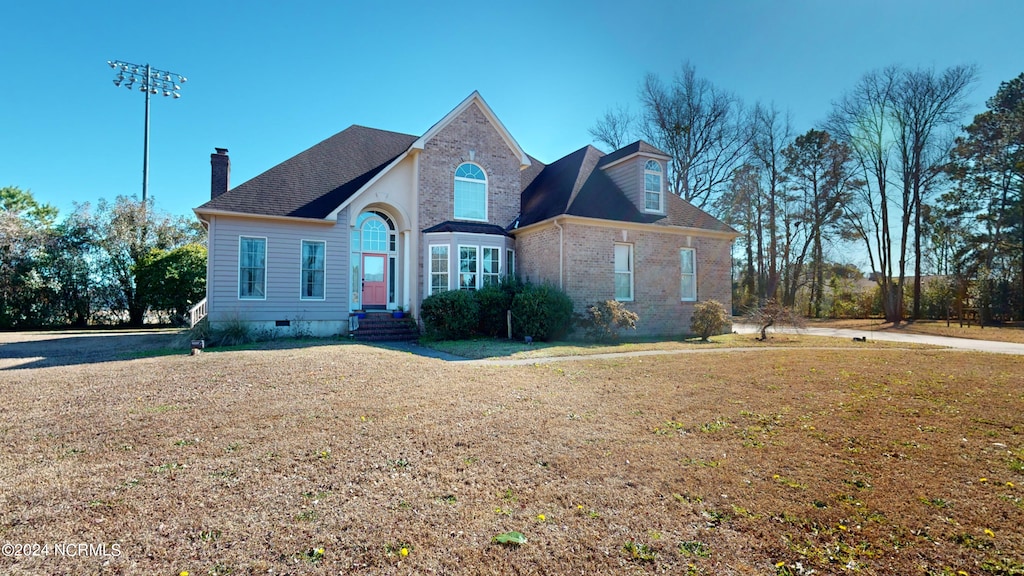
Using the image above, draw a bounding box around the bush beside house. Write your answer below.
[421,280,574,342]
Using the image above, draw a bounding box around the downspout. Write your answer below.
[554,218,564,289]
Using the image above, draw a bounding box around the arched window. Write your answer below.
[644,159,663,212]
[454,163,487,221]
[361,218,388,252]
[351,210,398,310]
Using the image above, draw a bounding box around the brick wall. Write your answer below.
[515,220,734,337]
[514,223,561,286]
[416,103,523,232]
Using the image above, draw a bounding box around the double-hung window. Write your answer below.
[482,247,500,287]
[239,236,267,299]
[454,163,487,221]
[614,243,633,301]
[680,248,696,301]
[300,240,325,300]
[459,245,478,290]
[429,245,449,295]
[644,160,663,212]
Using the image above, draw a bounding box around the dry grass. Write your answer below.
[1,336,1023,575]
[813,318,1024,345]
[425,333,935,360]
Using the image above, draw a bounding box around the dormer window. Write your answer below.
[454,162,487,221]
[644,159,663,212]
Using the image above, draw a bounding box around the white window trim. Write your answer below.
[299,239,327,301]
[238,236,267,301]
[644,159,664,214]
[454,162,488,222]
[505,248,515,278]
[614,242,634,302]
[481,246,501,287]
[428,244,450,296]
[457,244,479,290]
[680,247,697,302]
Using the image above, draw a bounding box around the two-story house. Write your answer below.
[193,92,738,338]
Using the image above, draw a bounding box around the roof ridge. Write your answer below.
[565,146,605,210]
[347,124,418,138]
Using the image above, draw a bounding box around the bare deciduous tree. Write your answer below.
[829,65,976,322]
[588,105,634,152]
[749,103,793,300]
[624,62,749,210]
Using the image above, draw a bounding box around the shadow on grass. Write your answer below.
[0,330,354,371]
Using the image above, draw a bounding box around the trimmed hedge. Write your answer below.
[421,280,574,342]
[475,278,523,337]
[420,289,479,340]
[511,283,574,341]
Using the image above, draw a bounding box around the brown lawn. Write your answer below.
[812,318,1024,345]
[1,337,1022,575]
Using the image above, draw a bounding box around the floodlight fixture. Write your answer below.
[106,59,187,202]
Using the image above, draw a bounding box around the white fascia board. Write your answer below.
[192,208,336,225]
[599,150,672,171]
[411,91,532,169]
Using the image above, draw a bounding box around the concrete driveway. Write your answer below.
[733,323,1024,355]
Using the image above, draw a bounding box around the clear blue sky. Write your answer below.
[2,0,1021,224]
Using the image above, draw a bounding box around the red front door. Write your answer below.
[362,254,387,307]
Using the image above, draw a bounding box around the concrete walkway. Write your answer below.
[733,323,1024,355]
[380,324,1024,366]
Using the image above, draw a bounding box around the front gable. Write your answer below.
[412,91,531,170]
[415,94,531,231]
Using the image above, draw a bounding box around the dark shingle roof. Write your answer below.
[197,125,417,219]
[197,120,733,235]
[516,141,736,234]
[423,221,510,236]
[595,140,670,168]
[518,145,604,227]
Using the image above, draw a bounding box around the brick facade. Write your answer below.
[416,103,523,232]
[515,219,734,337]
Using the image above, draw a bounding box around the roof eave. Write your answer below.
[512,214,740,240]
[598,149,672,171]
[193,207,336,225]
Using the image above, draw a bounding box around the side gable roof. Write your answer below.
[196,126,417,219]
[413,91,532,169]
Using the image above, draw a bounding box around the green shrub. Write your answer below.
[210,314,255,347]
[690,299,730,341]
[510,283,574,341]
[421,289,480,340]
[474,278,524,337]
[577,300,638,343]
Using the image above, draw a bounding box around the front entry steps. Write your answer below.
[351,313,419,342]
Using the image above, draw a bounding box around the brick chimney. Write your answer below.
[210,148,230,199]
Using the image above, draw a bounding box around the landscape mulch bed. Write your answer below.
[1,341,1022,575]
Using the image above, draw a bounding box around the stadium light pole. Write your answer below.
[107,60,187,202]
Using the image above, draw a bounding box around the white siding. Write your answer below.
[207,210,350,323]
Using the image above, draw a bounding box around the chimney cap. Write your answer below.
[214,147,229,155]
